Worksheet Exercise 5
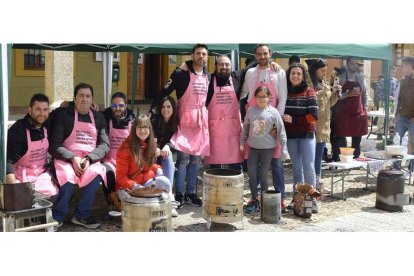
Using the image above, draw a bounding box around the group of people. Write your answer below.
[6,43,414,229]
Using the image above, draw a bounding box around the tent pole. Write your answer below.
[231,50,239,71]
[131,52,139,114]
[1,44,11,182]
[382,60,391,143]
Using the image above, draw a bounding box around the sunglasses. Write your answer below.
[111,103,125,108]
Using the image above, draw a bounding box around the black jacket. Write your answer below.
[49,102,109,162]
[6,114,48,175]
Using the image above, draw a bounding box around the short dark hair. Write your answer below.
[111,91,127,102]
[402,56,414,68]
[254,44,271,54]
[74,83,94,98]
[191,44,208,54]
[29,93,49,107]
[289,55,300,65]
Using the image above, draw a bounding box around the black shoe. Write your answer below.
[175,192,184,209]
[71,216,100,229]
[184,193,202,206]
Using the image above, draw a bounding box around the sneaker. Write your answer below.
[171,208,178,217]
[175,193,184,209]
[53,221,63,232]
[287,199,295,210]
[319,182,331,195]
[184,193,202,206]
[245,200,260,214]
[281,198,287,213]
[71,216,100,229]
[312,199,319,214]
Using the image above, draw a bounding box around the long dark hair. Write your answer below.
[157,96,178,135]
[129,114,157,168]
[286,63,313,90]
[307,59,328,88]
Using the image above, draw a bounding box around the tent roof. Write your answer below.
[12,43,239,55]
[238,44,392,60]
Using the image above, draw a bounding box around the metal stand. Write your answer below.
[0,199,57,232]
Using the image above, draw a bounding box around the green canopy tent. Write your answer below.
[239,43,394,142]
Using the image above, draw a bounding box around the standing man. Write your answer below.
[49,83,109,229]
[150,44,210,208]
[331,57,368,160]
[101,92,135,212]
[204,55,243,170]
[6,93,58,196]
[241,44,288,211]
[395,56,414,170]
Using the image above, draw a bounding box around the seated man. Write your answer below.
[6,93,58,197]
[49,83,109,230]
[101,92,135,212]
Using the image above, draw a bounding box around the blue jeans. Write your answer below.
[271,158,285,198]
[210,163,242,173]
[315,142,326,178]
[287,138,316,188]
[52,175,101,222]
[175,151,201,194]
[158,154,175,187]
[396,115,414,171]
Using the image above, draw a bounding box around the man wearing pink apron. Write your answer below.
[49,83,109,229]
[241,44,288,209]
[149,44,209,208]
[204,55,243,170]
[332,57,368,159]
[101,92,134,211]
[6,93,58,197]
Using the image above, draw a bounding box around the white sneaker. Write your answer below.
[171,208,178,217]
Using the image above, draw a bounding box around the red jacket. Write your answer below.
[115,137,160,190]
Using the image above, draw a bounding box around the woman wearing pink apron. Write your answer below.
[205,76,243,169]
[171,71,209,205]
[245,68,286,202]
[13,128,58,196]
[334,73,368,158]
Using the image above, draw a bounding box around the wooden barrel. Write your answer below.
[202,169,244,223]
[122,192,172,232]
[261,190,281,223]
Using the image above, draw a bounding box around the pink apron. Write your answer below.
[54,110,106,188]
[13,128,58,196]
[102,120,131,186]
[171,71,210,156]
[205,77,242,164]
[245,68,282,159]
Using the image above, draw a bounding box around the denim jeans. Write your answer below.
[52,175,101,222]
[287,138,316,188]
[158,154,175,187]
[396,115,414,171]
[271,158,285,198]
[175,150,201,194]
[210,163,243,173]
[315,142,326,178]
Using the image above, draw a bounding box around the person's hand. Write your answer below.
[155,147,161,158]
[91,101,99,111]
[160,145,171,158]
[179,62,189,71]
[80,156,91,170]
[71,156,84,176]
[282,114,292,124]
[270,126,277,137]
[270,62,281,72]
[240,145,245,156]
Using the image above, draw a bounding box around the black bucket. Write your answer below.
[375,169,408,212]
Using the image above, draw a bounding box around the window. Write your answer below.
[393,44,404,67]
[24,49,45,69]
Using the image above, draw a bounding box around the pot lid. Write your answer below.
[127,188,163,198]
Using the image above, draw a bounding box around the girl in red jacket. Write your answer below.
[116,114,172,207]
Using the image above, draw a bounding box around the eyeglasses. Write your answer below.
[136,126,150,130]
[255,95,269,99]
[111,103,125,108]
